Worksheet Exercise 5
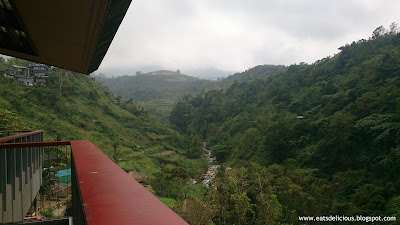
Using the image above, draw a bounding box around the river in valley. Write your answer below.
[201,142,219,187]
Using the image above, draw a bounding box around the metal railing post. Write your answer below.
[71,155,85,225]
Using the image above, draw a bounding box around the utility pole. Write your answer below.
[59,72,62,102]
[59,72,63,114]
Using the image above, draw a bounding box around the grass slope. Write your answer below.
[95,70,216,121]
[0,65,206,179]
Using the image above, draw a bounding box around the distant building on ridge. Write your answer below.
[3,63,49,86]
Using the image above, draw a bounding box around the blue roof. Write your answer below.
[56,168,71,177]
[28,65,48,71]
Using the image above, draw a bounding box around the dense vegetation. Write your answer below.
[0,59,207,203]
[170,26,400,224]
[96,70,215,102]
[95,70,216,121]
[95,67,287,122]
[219,64,287,87]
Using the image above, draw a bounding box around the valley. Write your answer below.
[201,142,219,186]
[94,70,217,122]
[94,65,286,122]
[169,29,400,224]
[0,58,208,210]
[2,25,400,225]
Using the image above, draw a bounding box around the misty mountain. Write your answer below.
[184,68,237,80]
[95,65,289,122]
[95,70,216,102]
[94,70,217,121]
[95,66,235,80]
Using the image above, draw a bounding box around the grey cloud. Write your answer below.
[98,0,400,75]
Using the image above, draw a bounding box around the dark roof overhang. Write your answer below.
[0,0,131,74]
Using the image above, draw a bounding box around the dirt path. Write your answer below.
[158,150,175,155]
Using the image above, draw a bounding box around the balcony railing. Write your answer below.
[0,130,44,224]
[0,131,188,225]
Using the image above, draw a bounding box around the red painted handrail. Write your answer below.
[0,131,188,224]
[0,130,43,143]
[70,140,188,225]
[0,141,70,148]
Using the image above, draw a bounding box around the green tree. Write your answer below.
[39,168,58,210]
[152,165,189,199]
[186,134,203,159]
[169,98,194,133]
[257,194,283,224]
[112,140,119,162]
[372,25,387,39]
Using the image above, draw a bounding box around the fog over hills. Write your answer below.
[94,70,218,121]
[95,66,236,80]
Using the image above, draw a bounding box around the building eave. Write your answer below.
[0,0,132,74]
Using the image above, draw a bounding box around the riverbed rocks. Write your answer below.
[201,144,219,186]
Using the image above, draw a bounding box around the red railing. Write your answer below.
[70,140,188,225]
[0,130,43,143]
[0,132,188,225]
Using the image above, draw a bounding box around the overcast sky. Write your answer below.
[97,0,400,75]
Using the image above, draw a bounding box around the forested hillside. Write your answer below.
[0,59,207,205]
[170,28,400,223]
[219,64,287,87]
[96,66,287,122]
[96,70,216,102]
[95,70,216,121]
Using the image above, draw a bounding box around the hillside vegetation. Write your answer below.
[0,59,207,202]
[219,64,287,87]
[96,70,213,102]
[96,66,287,122]
[170,27,400,224]
[95,70,216,121]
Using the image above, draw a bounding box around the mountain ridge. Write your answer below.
[168,30,400,223]
[94,65,287,121]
